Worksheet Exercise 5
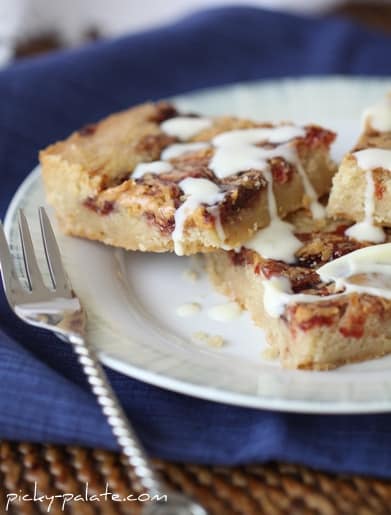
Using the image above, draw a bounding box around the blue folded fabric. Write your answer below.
[1,6,391,478]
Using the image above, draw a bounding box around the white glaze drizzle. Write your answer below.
[209,127,306,179]
[246,219,302,264]
[130,117,219,254]
[354,148,391,170]
[161,116,212,140]
[318,243,391,285]
[210,126,324,262]
[345,170,385,243]
[263,276,340,317]
[132,160,172,179]
[208,205,226,242]
[244,167,302,263]
[133,118,326,256]
[207,302,242,322]
[345,148,389,243]
[161,142,210,161]
[295,160,326,219]
[210,126,325,218]
[263,243,391,318]
[213,126,306,147]
[362,95,391,132]
[172,178,225,256]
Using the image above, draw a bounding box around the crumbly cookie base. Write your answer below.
[206,251,391,370]
[41,102,336,255]
[328,125,391,226]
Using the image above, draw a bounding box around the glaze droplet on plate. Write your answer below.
[207,301,242,322]
[175,302,201,317]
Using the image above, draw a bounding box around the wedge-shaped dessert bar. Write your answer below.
[41,101,336,255]
[206,210,391,370]
[328,93,391,243]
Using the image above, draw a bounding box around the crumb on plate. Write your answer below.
[192,331,224,348]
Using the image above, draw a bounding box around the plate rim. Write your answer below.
[6,76,391,414]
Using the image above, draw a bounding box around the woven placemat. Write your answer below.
[0,442,390,515]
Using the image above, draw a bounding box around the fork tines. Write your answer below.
[0,208,71,303]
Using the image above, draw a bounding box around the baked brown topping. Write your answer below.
[373,170,386,199]
[339,314,366,338]
[135,133,176,156]
[287,304,341,333]
[131,119,335,194]
[232,228,366,276]
[157,153,215,183]
[285,291,389,339]
[299,125,336,149]
[72,107,336,240]
[40,99,337,263]
[265,262,323,293]
[144,212,175,235]
[83,197,115,215]
[227,220,391,340]
[354,128,391,153]
[220,185,264,223]
[295,233,365,268]
[133,178,182,208]
[229,248,254,268]
[270,158,294,184]
[79,123,97,136]
[131,147,269,223]
[343,293,386,338]
[148,101,178,124]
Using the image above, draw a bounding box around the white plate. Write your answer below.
[5,77,391,414]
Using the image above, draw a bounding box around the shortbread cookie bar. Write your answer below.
[206,210,391,370]
[41,101,336,255]
[328,93,391,242]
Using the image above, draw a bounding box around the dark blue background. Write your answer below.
[1,7,391,477]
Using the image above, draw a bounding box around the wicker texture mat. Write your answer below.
[0,442,390,515]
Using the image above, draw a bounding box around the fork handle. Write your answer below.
[68,333,164,496]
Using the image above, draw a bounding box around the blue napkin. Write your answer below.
[1,6,391,478]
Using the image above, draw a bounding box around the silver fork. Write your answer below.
[0,207,207,515]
